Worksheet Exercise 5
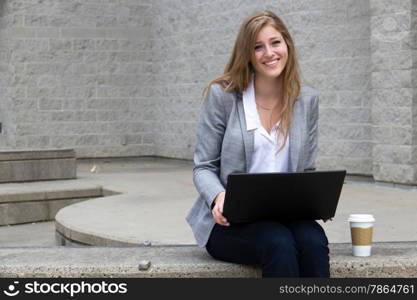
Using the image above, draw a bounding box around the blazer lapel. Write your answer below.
[236,93,254,172]
[289,102,301,172]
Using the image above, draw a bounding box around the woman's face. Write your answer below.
[251,25,288,80]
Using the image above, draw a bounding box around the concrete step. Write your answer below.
[0,149,76,183]
[0,242,416,278]
[0,180,104,225]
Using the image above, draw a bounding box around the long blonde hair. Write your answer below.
[204,10,301,147]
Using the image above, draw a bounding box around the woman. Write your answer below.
[186,11,330,277]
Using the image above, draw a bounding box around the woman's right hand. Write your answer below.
[211,192,230,226]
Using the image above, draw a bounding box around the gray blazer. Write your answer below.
[186,83,319,247]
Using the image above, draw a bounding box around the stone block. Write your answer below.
[372,88,413,107]
[74,144,154,158]
[24,15,49,27]
[0,158,76,183]
[0,149,76,183]
[339,90,369,107]
[371,70,413,89]
[373,163,417,184]
[36,27,59,38]
[317,157,373,175]
[61,28,107,39]
[371,51,413,71]
[302,57,370,78]
[320,107,371,124]
[49,39,73,51]
[370,37,413,54]
[372,145,414,164]
[95,40,119,51]
[372,105,412,127]
[38,98,62,110]
[7,27,37,38]
[320,124,371,141]
[372,126,412,145]
[370,0,412,15]
[0,198,90,225]
[319,140,372,157]
[73,39,96,51]
[0,149,75,161]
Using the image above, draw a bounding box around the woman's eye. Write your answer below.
[254,45,263,51]
[272,40,281,46]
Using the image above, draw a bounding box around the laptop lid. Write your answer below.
[223,170,346,223]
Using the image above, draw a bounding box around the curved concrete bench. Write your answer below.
[0,243,416,278]
[54,162,198,246]
[55,193,196,246]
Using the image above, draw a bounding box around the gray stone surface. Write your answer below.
[0,149,77,182]
[0,0,416,184]
[0,243,416,278]
[370,0,417,184]
[0,158,76,183]
[0,149,75,161]
[0,181,102,203]
[1,198,93,226]
[0,180,103,225]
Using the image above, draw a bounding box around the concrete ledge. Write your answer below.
[0,243,416,278]
[0,182,103,225]
[0,184,103,204]
[0,149,76,183]
[0,149,76,161]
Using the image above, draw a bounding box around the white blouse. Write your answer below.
[242,78,290,173]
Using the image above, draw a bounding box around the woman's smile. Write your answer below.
[263,58,280,67]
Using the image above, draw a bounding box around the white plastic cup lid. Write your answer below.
[348,214,375,223]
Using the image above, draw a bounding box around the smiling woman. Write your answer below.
[186,11,328,278]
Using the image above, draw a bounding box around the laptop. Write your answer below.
[223,170,346,223]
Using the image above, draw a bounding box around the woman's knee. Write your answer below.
[290,220,328,250]
[257,223,297,255]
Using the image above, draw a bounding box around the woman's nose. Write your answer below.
[264,45,273,57]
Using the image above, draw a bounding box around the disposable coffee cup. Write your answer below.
[348,214,375,257]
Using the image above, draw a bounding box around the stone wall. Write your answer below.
[370,0,417,184]
[0,0,155,157]
[0,0,416,184]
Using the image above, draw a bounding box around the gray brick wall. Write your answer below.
[0,0,154,157]
[0,0,416,184]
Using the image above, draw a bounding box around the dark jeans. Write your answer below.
[206,220,330,278]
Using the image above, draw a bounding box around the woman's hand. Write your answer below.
[212,192,230,226]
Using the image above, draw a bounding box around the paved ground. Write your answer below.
[1,157,417,247]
